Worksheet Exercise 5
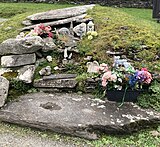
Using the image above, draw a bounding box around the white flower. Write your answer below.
[46,56,52,62]
[118,78,122,83]
[54,66,59,70]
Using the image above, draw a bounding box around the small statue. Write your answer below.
[87,21,95,32]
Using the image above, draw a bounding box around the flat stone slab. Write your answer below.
[1,53,36,67]
[34,78,77,89]
[27,5,95,21]
[22,14,87,31]
[43,74,77,80]
[0,92,159,140]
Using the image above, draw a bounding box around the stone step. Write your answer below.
[0,92,159,140]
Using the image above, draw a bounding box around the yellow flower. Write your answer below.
[88,35,93,40]
[91,31,98,37]
[87,31,92,35]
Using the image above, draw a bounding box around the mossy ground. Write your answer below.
[0,3,160,146]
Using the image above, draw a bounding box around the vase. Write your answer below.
[106,89,143,102]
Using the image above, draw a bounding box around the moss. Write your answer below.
[137,80,160,112]
[2,71,18,80]
[34,58,58,80]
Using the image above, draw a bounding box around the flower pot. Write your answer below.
[106,89,143,102]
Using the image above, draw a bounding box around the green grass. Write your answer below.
[119,8,160,30]
[79,6,160,72]
[0,2,74,18]
[0,122,159,147]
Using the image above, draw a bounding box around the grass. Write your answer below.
[79,6,160,72]
[0,122,159,147]
[0,2,160,146]
[0,2,74,18]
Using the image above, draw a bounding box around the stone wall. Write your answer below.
[0,0,153,8]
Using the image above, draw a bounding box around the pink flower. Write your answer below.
[143,71,152,84]
[39,23,45,30]
[110,74,117,82]
[102,71,112,80]
[141,68,148,71]
[102,80,107,87]
[45,26,52,33]
[48,32,53,38]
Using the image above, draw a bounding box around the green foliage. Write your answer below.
[34,52,58,80]
[7,79,33,102]
[137,80,160,111]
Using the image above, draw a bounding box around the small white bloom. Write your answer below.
[118,78,122,83]
[46,56,52,62]
[117,86,122,90]
[54,66,59,70]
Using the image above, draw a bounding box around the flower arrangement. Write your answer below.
[31,23,53,38]
[98,63,152,90]
[94,62,153,106]
[16,24,53,39]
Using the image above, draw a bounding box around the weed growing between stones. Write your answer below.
[7,79,37,102]
[137,80,160,112]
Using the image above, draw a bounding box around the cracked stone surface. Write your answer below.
[0,92,159,140]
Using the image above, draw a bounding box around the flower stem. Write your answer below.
[118,86,128,107]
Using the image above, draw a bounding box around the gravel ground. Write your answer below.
[0,123,91,147]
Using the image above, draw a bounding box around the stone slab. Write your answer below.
[0,36,44,55]
[27,5,95,21]
[34,78,77,89]
[0,76,9,107]
[42,74,77,80]
[0,92,159,140]
[18,65,36,83]
[1,53,36,67]
[22,14,87,31]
